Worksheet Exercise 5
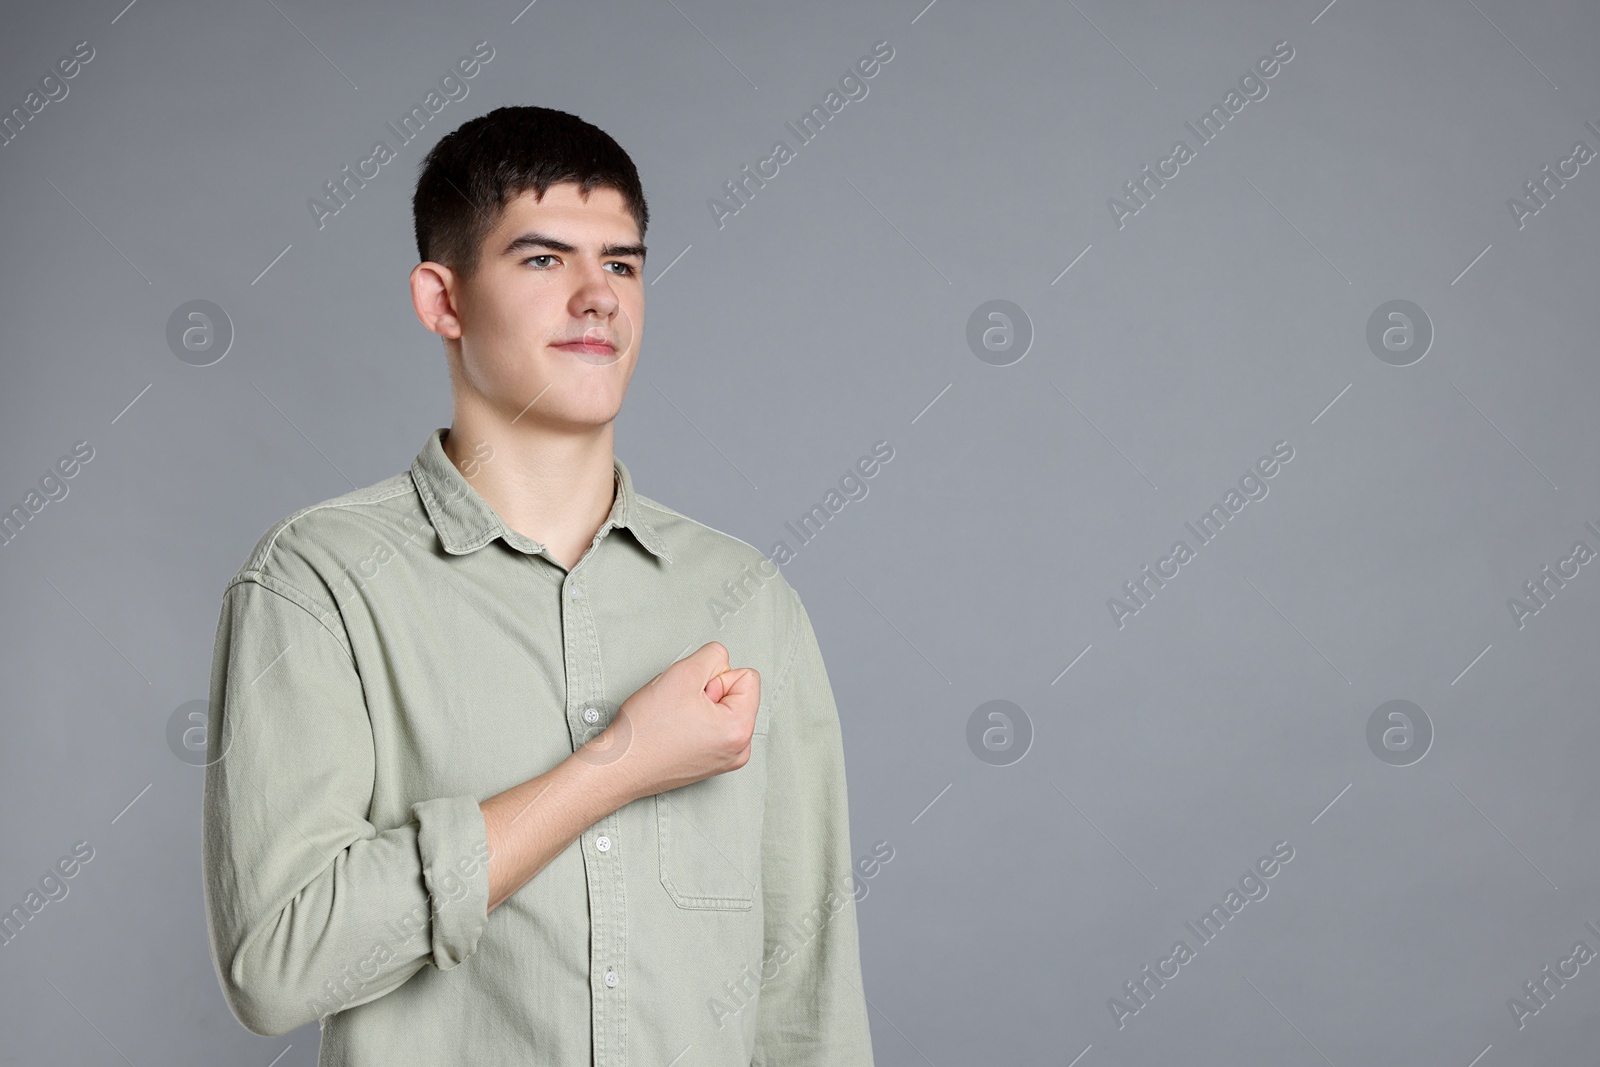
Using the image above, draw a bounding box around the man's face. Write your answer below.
[441,182,645,432]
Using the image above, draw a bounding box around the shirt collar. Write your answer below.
[410,427,672,564]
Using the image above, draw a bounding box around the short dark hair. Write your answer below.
[412,106,649,281]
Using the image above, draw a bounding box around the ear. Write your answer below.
[411,261,462,340]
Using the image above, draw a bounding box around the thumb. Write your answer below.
[712,667,758,710]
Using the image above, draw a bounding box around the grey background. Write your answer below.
[2,0,1598,1063]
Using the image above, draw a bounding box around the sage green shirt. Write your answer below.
[201,427,875,1066]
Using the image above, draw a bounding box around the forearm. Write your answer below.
[479,743,641,912]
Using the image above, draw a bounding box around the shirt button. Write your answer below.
[604,969,618,988]
[568,583,583,598]
[596,835,611,852]
[582,706,600,725]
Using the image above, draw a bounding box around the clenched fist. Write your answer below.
[593,641,760,803]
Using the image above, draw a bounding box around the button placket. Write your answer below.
[560,558,626,1064]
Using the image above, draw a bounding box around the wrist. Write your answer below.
[566,738,645,811]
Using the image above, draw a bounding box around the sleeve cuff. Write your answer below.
[410,795,492,970]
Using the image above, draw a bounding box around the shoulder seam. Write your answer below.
[251,479,416,572]
[635,498,777,567]
[223,572,356,664]
[766,584,807,727]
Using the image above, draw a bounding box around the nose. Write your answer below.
[568,260,621,320]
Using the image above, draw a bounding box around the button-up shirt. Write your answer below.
[201,427,876,1066]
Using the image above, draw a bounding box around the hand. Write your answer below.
[598,641,760,802]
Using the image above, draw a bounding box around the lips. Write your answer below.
[553,325,616,353]
[552,335,620,364]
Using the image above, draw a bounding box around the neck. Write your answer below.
[443,399,617,571]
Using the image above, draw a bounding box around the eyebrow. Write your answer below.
[502,231,647,261]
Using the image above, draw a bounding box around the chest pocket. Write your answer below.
[656,728,769,910]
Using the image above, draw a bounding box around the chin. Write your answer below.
[542,400,627,429]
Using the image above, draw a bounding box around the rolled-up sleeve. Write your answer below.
[752,586,876,1066]
[201,574,491,1037]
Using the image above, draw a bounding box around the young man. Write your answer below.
[201,106,876,1065]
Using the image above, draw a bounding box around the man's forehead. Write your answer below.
[505,182,628,216]
[496,184,638,243]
